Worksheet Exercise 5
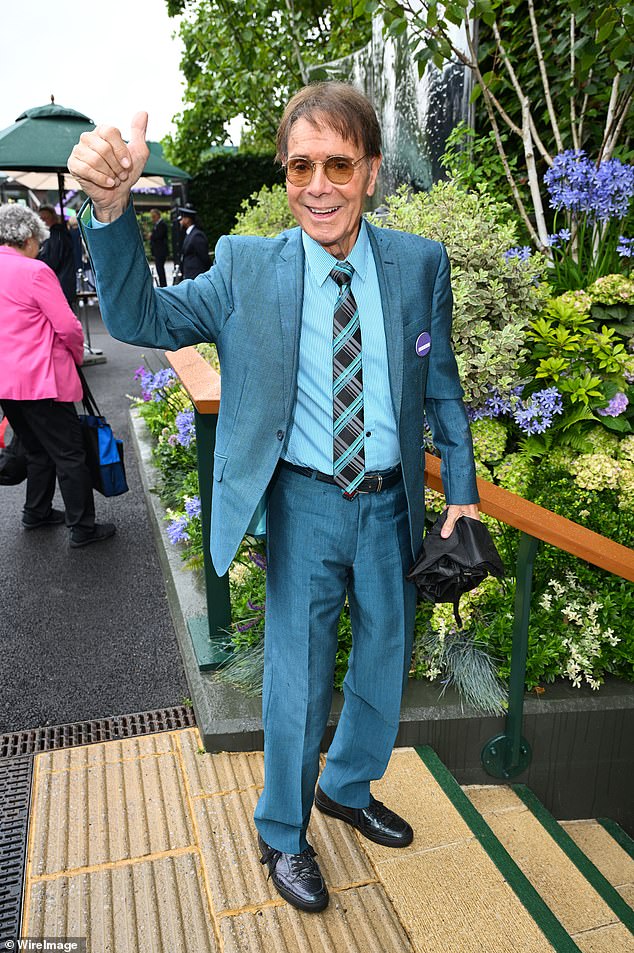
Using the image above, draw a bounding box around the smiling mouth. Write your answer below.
[307,206,339,216]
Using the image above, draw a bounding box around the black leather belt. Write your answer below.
[280,460,402,496]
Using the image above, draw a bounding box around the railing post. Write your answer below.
[481,532,539,779]
[186,407,232,669]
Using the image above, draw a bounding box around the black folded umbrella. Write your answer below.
[407,511,505,626]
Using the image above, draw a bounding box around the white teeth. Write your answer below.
[309,207,337,214]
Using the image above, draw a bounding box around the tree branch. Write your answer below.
[527,0,563,153]
[569,15,580,151]
[284,0,310,85]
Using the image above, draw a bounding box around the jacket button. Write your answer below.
[276,430,284,440]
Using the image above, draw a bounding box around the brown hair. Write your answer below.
[276,82,382,163]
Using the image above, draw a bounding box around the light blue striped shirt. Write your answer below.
[284,219,400,473]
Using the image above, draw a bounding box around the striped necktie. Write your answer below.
[331,261,365,497]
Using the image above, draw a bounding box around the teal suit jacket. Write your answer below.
[82,203,478,575]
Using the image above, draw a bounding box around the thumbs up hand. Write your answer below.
[68,111,150,223]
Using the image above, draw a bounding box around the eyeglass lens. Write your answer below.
[285,156,358,185]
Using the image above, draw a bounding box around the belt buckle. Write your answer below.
[376,474,383,493]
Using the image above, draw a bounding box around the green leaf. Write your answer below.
[470,83,483,103]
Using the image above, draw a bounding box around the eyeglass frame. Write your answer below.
[283,154,370,186]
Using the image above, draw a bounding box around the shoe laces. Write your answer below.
[368,796,395,824]
[259,844,318,882]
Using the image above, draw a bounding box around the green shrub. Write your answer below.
[371,182,549,403]
[231,183,296,237]
[188,152,281,250]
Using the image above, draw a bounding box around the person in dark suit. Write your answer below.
[149,208,168,286]
[38,206,76,304]
[177,207,210,279]
[70,82,479,914]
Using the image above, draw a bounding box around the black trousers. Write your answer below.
[1,399,95,530]
[155,256,167,287]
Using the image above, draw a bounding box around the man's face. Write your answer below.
[284,116,381,260]
[150,211,160,224]
[39,210,55,228]
[180,215,193,230]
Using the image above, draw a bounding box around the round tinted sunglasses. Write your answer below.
[284,154,368,186]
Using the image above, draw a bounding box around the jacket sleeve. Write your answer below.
[32,266,85,366]
[80,202,232,350]
[425,244,479,505]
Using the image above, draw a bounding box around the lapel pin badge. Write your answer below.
[415,331,431,357]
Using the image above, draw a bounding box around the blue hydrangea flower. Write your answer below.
[512,387,564,435]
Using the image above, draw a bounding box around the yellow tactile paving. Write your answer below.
[573,923,634,953]
[38,731,175,773]
[29,737,193,875]
[561,820,634,891]
[193,784,377,913]
[27,731,621,953]
[25,853,219,952]
[178,727,264,797]
[220,884,414,952]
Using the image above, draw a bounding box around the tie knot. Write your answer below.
[330,262,354,287]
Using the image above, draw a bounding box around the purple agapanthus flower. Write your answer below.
[248,549,267,571]
[135,366,178,401]
[247,599,265,611]
[617,236,633,258]
[598,392,629,417]
[545,151,634,222]
[184,495,202,519]
[175,409,196,447]
[504,246,532,263]
[166,515,190,544]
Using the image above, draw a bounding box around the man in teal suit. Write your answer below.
[70,82,479,913]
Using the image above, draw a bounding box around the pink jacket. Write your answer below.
[0,245,84,401]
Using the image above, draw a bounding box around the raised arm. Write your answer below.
[68,112,150,223]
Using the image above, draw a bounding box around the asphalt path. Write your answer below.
[0,301,189,733]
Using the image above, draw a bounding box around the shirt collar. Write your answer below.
[302,218,369,287]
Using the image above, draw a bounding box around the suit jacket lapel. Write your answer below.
[367,222,404,426]
[276,228,304,417]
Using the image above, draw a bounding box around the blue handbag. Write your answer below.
[78,369,129,497]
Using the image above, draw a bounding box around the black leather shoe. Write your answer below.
[22,508,65,529]
[70,522,116,548]
[258,834,329,913]
[315,785,413,848]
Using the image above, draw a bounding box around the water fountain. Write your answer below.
[315,4,473,199]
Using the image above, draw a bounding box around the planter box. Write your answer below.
[130,408,634,833]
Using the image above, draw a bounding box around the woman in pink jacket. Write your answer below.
[0,204,114,547]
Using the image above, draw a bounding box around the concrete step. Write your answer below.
[464,784,634,952]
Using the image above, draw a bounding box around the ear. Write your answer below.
[366,154,382,197]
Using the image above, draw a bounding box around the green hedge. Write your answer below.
[188,152,281,252]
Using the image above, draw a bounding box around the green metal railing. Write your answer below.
[167,346,634,774]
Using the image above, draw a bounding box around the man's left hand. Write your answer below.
[440,504,480,538]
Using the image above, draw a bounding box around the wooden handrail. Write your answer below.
[166,346,221,414]
[165,347,634,584]
[425,454,634,583]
